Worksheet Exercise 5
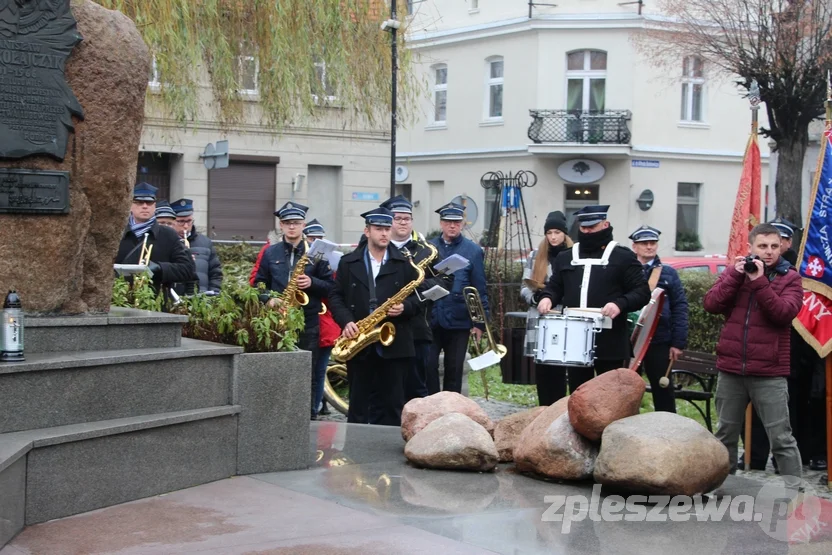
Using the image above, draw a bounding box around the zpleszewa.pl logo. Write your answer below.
[542,480,825,541]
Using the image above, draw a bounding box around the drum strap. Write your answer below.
[571,241,618,308]
[648,265,662,291]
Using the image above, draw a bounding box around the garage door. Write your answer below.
[208,162,276,241]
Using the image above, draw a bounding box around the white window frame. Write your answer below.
[470,0,480,11]
[483,56,504,123]
[313,61,338,103]
[430,63,448,127]
[564,50,606,112]
[680,56,706,123]
[676,182,702,236]
[236,54,259,99]
[148,56,161,92]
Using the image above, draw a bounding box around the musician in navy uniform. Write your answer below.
[115,183,197,298]
[536,205,650,391]
[328,207,423,426]
[428,201,490,394]
[381,194,455,401]
[172,198,223,293]
[629,225,688,412]
[254,201,334,419]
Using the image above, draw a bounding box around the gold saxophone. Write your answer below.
[331,249,426,363]
[282,242,328,314]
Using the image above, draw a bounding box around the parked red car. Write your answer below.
[662,255,728,275]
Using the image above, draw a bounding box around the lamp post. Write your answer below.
[382,2,401,198]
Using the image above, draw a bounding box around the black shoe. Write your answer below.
[310,413,318,421]
[319,405,331,416]
[737,459,745,470]
[810,458,828,471]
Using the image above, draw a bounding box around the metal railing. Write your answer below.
[528,109,632,144]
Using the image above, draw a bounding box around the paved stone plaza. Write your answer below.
[3,422,832,555]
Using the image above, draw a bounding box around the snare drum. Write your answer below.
[534,314,600,367]
[524,308,539,358]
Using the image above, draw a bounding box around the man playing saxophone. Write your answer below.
[328,206,423,426]
[254,202,334,420]
[381,194,454,401]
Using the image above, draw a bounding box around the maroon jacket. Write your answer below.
[703,258,802,377]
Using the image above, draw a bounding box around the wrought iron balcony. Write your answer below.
[528,109,632,145]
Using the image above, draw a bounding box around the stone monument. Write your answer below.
[0,0,149,314]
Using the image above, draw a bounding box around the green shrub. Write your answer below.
[216,242,262,289]
[680,271,723,354]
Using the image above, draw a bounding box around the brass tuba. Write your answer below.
[463,286,506,400]
[331,250,425,363]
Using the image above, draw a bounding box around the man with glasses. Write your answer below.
[381,195,454,401]
[171,198,223,293]
[427,201,489,394]
[115,183,197,298]
[254,202,335,419]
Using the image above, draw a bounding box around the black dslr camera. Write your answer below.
[743,255,762,273]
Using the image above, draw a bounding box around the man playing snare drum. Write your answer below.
[535,205,650,392]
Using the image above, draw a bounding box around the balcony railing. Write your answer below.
[528,109,632,145]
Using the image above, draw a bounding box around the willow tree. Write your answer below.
[94,0,418,130]
[638,0,832,228]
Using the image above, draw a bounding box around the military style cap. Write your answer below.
[381,194,413,215]
[303,218,326,237]
[171,198,194,217]
[133,182,158,202]
[155,200,177,219]
[629,225,661,243]
[436,201,465,221]
[275,201,308,221]
[574,205,610,227]
[361,207,394,227]
[768,217,796,238]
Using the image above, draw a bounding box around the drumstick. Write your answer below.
[658,359,674,388]
[744,403,752,469]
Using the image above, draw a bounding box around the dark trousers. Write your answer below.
[405,341,431,402]
[535,364,568,406]
[347,350,407,427]
[641,343,676,413]
[565,358,628,393]
[427,326,470,394]
[299,330,321,419]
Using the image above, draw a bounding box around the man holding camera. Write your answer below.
[704,223,804,485]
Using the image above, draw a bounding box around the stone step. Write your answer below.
[0,405,240,543]
[24,306,187,354]
[0,338,243,434]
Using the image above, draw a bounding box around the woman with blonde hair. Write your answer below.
[520,211,573,405]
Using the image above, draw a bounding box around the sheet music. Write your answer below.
[433,254,469,275]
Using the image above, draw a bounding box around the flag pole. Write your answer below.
[744,79,761,470]
[825,70,832,490]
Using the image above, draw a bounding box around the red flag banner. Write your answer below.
[726,134,762,260]
[794,291,832,357]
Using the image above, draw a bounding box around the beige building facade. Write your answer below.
[137,69,391,244]
[398,0,771,256]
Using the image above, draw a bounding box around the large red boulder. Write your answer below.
[493,406,545,463]
[568,369,645,441]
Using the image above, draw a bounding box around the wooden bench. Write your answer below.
[645,351,718,432]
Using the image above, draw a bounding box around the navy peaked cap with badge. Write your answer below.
[133,182,158,201]
[629,225,661,243]
[303,218,326,237]
[381,194,413,214]
[361,207,394,227]
[275,201,308,221]
[155,200,176,219]
[171,198,194,217]
[574,205,610,227]
[768,217,797,238]
[436,201,465,221]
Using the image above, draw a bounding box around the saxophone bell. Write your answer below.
[295,290,310,306]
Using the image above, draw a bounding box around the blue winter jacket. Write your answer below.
[430,234,490,330]
[643,256,689,348]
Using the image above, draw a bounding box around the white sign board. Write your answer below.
[557,159,605,184]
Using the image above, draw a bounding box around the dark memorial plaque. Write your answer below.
[0,168,69,213]
[0,0,84,161]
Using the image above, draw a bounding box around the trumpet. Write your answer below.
[463,286,506,400]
